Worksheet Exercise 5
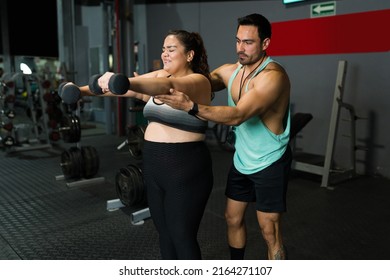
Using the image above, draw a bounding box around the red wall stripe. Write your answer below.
[267,9,390,56]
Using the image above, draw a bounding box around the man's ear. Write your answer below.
[262,38,270,50]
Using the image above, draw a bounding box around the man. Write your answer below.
[157,13,291,260]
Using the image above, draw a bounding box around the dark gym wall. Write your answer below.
[5,0,58,57]
[133,0,390,179]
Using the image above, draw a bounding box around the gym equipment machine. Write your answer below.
[212,123,236,152]
[292,60,363,188]
[0,79,16,148]
[4,72,52,152]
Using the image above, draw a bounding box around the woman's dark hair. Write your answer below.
[237,13,272,41]
[166,30,210,80]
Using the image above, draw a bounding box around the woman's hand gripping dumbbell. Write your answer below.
[57,72,130,105]
[89,72,130,95]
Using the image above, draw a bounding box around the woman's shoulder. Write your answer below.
[139,69,170,78]
[187,73,212,85]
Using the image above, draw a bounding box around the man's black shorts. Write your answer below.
[225,146,292,212]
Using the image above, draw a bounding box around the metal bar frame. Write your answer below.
[292,60,356,188]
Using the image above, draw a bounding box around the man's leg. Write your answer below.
[225,198,248,259]
[256,211,286,260]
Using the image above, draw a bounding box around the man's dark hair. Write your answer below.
[237,13,272,41]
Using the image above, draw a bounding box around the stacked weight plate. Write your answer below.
[115,164,147,207]
[60,146,100,180]
[59,114,81,143]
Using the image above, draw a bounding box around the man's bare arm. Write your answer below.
[156,67,290,127]
[209,63,239,92]
[157,88,242,126]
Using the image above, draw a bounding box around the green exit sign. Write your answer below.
[311,1,336,18]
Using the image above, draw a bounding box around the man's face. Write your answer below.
[236,25,263,65]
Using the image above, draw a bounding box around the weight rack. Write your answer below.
[5,72,52,152]
[106,123,150,225]
[55,101,105,188]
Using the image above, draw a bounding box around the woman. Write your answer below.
[76,30,214,259]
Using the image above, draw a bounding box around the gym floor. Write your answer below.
[0,129,389,260]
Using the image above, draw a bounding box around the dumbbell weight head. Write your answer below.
[57,82,67,98]
[4,94,16,104]
[58,83,81,105]
[2,122,13,131]
[49,131,61,141]
[108,73,130,95]
[51,90,63,105]
[88,74,104,95]
[41,80,51,89]
[2,135,15,147]
[6,110,15,119]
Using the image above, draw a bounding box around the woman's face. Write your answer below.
[161,35,190,75]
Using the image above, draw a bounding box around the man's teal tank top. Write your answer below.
[227,57,290,174]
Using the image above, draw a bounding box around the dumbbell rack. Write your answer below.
[56,165,105,188]
[106,199,150,225]
[7,72,52,152]
[106,123,150,225]
[0,79,14,147]
[55,104,105,188]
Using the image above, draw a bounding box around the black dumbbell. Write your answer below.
[58,82,81,105]
[88,74,104,95]
[88,73,130,95]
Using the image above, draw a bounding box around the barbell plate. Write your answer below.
[81,146,99,178]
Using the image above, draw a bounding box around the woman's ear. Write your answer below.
[187,50,195,62]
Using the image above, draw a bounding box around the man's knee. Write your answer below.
[257,212,281,239]
[224,210,243,228]
[225,199,247,227]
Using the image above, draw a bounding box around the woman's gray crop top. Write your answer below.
[143,97,208,133]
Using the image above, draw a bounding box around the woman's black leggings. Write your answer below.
[142,140,213,260]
